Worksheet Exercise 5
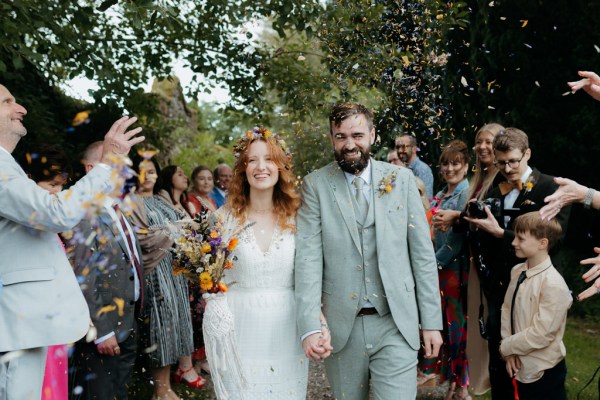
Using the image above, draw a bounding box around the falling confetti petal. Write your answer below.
[460,76,468,87]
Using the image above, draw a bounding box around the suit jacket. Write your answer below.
[66,209,142,342]
[295,160,442,352]
[0,150,114,352]
[482,168,571,307]
[209,187,226,209]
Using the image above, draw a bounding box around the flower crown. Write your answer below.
[232,127,292,160]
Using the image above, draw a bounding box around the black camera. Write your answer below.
[466,198,501,219]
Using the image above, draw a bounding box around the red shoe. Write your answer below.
[174,366,206,389]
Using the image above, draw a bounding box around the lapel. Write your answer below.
[327,163,361,252]
[98,210,130,259]
[372,161,392,248]
[513,168,540,208]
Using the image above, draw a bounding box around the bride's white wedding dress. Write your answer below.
[220,213,308,399]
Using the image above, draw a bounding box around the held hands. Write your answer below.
[421,330,443,359]
[431,209,460,232]
[302,330,333,362]
[568,71,600,102]
[100,116,145,165]
[96,335,121,357]
[540,177,588,220]
[577,247,600,301]
[463,203,504,238]
[504,354,522,377]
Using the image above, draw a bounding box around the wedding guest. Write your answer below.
[433,122,506,396]
[182,165,216,375]
[130,159,204,400]
[20,145,70,400]
[0,83,143,400]
[214,127,314,398]
[186,165,218,215]
[429,140,471,400]
[500,212,572,400]
[210,163,232,208]
[67,142,142,400]
[296,102,443,400]
[540,177,600,300]
[386,148,405,167]
[465,128,571,400]
[396,134,434,197]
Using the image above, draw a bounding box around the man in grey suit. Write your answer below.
[67,142,143,399]
[295,102,443,400]
[0,84,144,399]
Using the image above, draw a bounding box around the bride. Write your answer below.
[214,128,327,399]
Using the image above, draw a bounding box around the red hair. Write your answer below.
[226,138,300,230]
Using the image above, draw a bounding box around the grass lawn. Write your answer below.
[129,318,599,399]
[468,318,600,400]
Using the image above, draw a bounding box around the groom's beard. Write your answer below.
[335,146,371,175]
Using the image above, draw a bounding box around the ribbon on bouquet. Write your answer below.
[203,292,247,400]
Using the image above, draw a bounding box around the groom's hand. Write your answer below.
[421,330,443,359]
[303,332,333,361]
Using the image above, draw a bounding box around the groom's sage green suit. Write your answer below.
[295,160,442,399]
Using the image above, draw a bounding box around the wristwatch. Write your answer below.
[583,188,595,209]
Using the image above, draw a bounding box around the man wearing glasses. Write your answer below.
[465,128,571,400]
[395,134,434,198]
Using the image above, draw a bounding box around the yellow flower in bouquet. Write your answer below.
[200,272,213,291]
[170,209,252,294]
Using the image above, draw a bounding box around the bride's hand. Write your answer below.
[302,331,333,362]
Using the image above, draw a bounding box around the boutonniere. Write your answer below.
[377,171,398,198]
[524,175,536,194]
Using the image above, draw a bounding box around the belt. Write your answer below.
[357,307,378,316]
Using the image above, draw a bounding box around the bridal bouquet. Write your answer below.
[171,208,239,293]
[171,209,249,399]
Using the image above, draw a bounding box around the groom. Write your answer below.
[295,102,443,399]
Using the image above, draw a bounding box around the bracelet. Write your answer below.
[583,188,595,209]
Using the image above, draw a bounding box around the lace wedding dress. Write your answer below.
[219,213,308,399]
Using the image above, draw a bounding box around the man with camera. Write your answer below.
[464,128,570,400]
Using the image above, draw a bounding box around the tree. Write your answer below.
[1,0,321,104]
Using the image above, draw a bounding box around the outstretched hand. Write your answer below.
[577,247,600,301]
[540,177,587,220]
[100,116,144,165]
[421,330,443,359]
[568,71,600,102]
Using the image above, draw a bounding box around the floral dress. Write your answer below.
[425,179,470,387]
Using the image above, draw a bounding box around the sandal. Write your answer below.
[174,366,206,389]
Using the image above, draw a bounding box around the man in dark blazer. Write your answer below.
[67,142,143,400]
[465,127,570,400]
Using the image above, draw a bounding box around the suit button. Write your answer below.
[356,265,363,271]
[365,278,371,283]
[351,293,358,300]
[130,276,134,281]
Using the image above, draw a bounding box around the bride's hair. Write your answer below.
[226,137,300,230]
